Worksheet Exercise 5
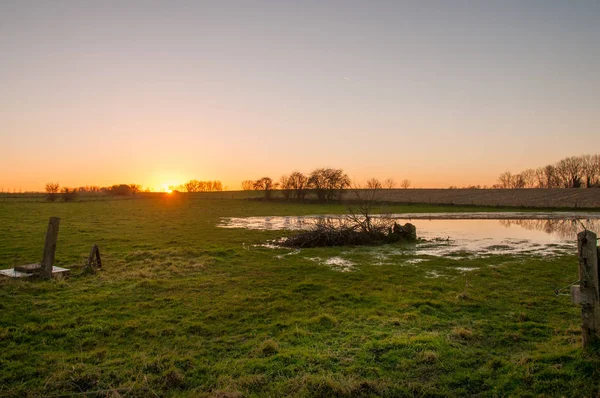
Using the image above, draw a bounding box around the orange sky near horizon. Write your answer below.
[1,1,598,193]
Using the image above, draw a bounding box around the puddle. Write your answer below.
[275,250,300,259]
[405,258,428,264]
[221,212,600,231]
[426,271,444,278]
[307,256,356,272]
[455,267,479,273]
[220,213,600,257]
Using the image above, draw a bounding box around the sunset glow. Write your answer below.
[1,2,598,191]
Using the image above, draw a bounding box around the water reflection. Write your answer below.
[220,212,600,257]
[498,219,600,240]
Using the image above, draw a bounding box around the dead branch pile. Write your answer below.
[281,218,416,248]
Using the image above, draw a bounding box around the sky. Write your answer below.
[1,0,599,191]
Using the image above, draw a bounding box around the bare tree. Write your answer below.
[346,181,387,236]
[556,156,583,188]
[288,171,309,200]
[212,180,223,191]
[511,174,526,189]
[534,167,547,188]
[129,184,141,194]
[581,154,600,188]
[592,155,600,187]
[308,168,350,201]
[497,172,512,189]
[184,180,223,192]
[520,169,536,188]
[366,178,382,190]
[279,175,292,199]
[241,180,254,191]
[541,165,559,188]
[383,178,396,189]
[45,182,60,202]
[254,177,278,199]
[185,180,201,192]
[401,179,411,189]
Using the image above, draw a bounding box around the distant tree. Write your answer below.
[537,165,560,188]
[61,187,78,202]
[109,184,133,196]
[76,186,99,193]
[212,180,223,191]
[510,174,525,189]
[401,179,411,189]
[241,180,254,191]
[497,172,512,189]
[279,175,292,199]
[592,155,600,187]
[308,168,350,201]
[129,184,141,194]
[535,167,547,188]
[556,156,583,188]
[499,154,600,189]
[181,180,223,192]
[366,178,382,190]
[45,182,60,202]
[520,169,536,188]
[581,154,600,188]
[288,171,309,200]
[498,172,529,189]
[254,177,278,199]
[383,178,396,189]
[185,180,201,192]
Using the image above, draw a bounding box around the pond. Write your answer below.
[219,212,600,257]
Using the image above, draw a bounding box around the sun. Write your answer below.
[163,185,173,194]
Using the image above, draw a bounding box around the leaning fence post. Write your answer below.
[571,230,599,349]
[40,217,60,279]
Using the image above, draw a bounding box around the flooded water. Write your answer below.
[220,212,600,257]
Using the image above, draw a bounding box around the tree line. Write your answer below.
[497,154,600,189]
[169,180,223,192]
[44,183,145,202]
[241,168,410,200]
[43,180,225,201]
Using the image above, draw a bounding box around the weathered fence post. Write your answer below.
[40,217,60,279]
[571,230,599,349]
[84,244,102,272]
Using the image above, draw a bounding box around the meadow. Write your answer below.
[1,197,599,397]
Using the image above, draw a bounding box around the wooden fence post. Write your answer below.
[571,230,599,349]
[40,217,60,279]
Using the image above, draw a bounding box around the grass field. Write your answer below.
[1,197,599,397]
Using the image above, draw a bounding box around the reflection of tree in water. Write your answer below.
[499,219,600,240]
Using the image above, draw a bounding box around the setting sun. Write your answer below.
[163,185,173,194]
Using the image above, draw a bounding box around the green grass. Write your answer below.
[0,198,598,397]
